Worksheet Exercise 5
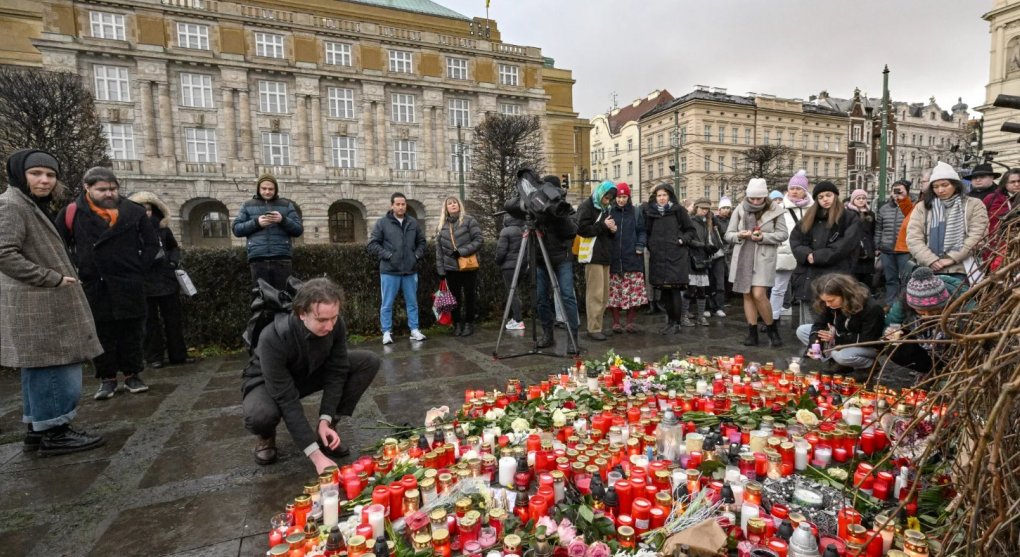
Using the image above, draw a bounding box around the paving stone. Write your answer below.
[0,524,49,557]
[0,459,109,512]
[1,426,133,475]
[79,383,179,422]
[191,388,243,411]
[373,351,486,387]
[163,539,241,557]
[138,435,253,489]
[163,417,250,449]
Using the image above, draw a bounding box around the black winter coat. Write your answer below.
[689,214,724,271]
[789,209,861,301]
[495,215,526,272]
[58,196,160,322]
[435,215,484,274]
[609,202,647,274]
[575,197,616,266]
[536,210,577,268]
[367,211,427,275]
[146,219,181,297]
[643,185,696,287]
[232,196,303,261]
[847,207,875,275]
[808,297,885,347]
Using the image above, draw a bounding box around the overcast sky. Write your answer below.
[439,0,992,119]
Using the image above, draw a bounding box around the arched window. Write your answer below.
[201,211,229,238]
[329,208,355,243]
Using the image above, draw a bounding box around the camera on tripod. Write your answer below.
[504,169,572,220]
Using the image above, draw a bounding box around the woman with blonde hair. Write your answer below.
[796,273,885,373]
[435,197,483,336]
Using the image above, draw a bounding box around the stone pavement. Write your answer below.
[0,311,913,556]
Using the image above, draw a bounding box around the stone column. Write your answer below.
[238,90,253,160]
[363,99,375,165]
[435,106,446,171]
[157,82,175,159]
[295,94,308,164]
[422,105,433,169]
[222,88,236,160]
[311,95,323,164]
[139,81,157,158]
[376,101,387,167]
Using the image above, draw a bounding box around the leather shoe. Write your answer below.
[537,329,555,348]
[168,357,197,366]
[39,425,105,457]
[587,331,608,341]
[461,323,474,337]
[253,435,277,465]
[23,424,41,453]
[319,442,351,460]
[454,323,465,336]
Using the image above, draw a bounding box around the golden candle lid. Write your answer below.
[318,472,334,485]
[904,529,926,542]
[456,468,471,479]
[438,472,453,483]
[744,481,762,494]
[549,470,565,481]
[413,533,432,546]
[431,528,449,542]
[419,477,436,489]
[429,508,447,520]
[585,464,599,475]
[465,510,482,522]
[404,488,420,500]
[655,491,672,505]
[268,544,290,556]
[347,535,366,547]
[455,498,472,512]
[303,482,320,495]
[459,515,477,528]
[489,507,507,519]
[294,494,312,507]
[747,517,767,531]
[617,525,635,537]
[503,534,522,548]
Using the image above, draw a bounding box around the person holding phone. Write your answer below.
[874,179,915,305]
[796,273,884,373]
[233,174,304,290]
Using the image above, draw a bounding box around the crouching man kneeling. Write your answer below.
[241,277,380,472]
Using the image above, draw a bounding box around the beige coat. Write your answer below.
[905,196,988,276]
[725,202,789,287]
[0,187,102,367]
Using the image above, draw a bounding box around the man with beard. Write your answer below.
[58,167,160,401]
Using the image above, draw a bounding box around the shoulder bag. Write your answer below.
[450,224,479,271]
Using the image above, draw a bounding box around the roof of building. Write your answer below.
[608,90,674,133]
[346,0,469,20]
[642,88,846,120]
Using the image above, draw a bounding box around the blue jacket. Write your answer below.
[232,196,303,261]
[608,202,646,274]
[367,211,427,275]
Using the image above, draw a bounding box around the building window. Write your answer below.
[836,137,841,151]
[331,136,357,168]
[177,22,209,50]
[450,142,471,172]
[261,132,291,165]
[394,139,417,170]
[776,130,783,146]
[704,125,711,142]
[185,128,218,162]
[258,80,288,113]
[179,73,214,108]
[90,12,125,40]
[680,125,687,145]
[824,136,830,151]
[448,98,471,127]
[498,64,519,86]
[745,128,751,144]
[658,160,665,177]
[813,160,819,176]
[763,130,770,145]
[718,155,725,171]
[648,137,654,152]
[327,87,355,119]
[824,161,830,176]
[329,209,355,243]
[627,139,633,152]
[834,161,840,178]
[93,65,130,102]
[391,93,416,123]
[731,155,738,171]
[732,127,738,144]
[325,42,352,66]
[102,123,135,160]
[447,57,468,80]
[627,161,633,176]
[202,211,230,239]
[614,143,619,155]
[852,126,861,141]
[704,156,711,171]
[255,32,285,58]
[648,164,654,179]
[658,134,664,149]
[681,156,687,173]
[499,102,521,115]
[389,50,413,73]
[718,127,725,143]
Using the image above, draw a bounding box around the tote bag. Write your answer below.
[575,211,605,264]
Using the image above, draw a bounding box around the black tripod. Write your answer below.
[493,216,579,359]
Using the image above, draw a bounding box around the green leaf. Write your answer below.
[578,504,595,524]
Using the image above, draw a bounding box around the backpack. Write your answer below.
[244,276,304,354]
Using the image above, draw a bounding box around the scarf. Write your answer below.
[656,202,669,215]
[86,193,119,227]
[733,200,767,293]
[786,193,811,208]
[927,194,963,256]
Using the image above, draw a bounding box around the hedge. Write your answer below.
[180,242,587,349]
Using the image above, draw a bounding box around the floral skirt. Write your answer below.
[608,272,649,309]
[689,273,710,287]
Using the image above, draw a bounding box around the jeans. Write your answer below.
[445,270,478,325]
[94,317,146,380]
[501,268,524,322]
[795,324,878,370]
[584,264,610,333]
[380,273,420,332]
[880,252,912,304]
[770,270,793,320]
[145,294,187,364]
[250,259,293,291]
[21,363,82,430]
[242,350,381,439]
[536,261,579,332]
[707,256,728,310]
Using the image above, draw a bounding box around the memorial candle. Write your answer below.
[366,504,386,540]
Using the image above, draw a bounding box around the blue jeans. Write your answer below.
[536,261,579,332]
[21,363,82,430]
[795,324,877,370]
[880,252,912,304]
[380,273,420,332]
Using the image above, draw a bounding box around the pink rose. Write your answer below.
[537,516,558,537]
[586,542,610,557]
[556,520,577,545]
[566,538,588,557]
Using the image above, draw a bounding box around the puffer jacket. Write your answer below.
[874,196,915,253]
[232,195,303,261]
[435,214,483,274]
[608,201,646,274]
[128,191,180,297]
[689,213,723,272]
[495,214,525,272]
[776,196,813,272]
[367,211,427,275]
[847,205,876,274]
[789,208,861,301]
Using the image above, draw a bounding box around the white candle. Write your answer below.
[724,465,740,484]
[749,430,768,453]
[695,379,708,395]
[553,481,565,503]
[794,445,809,471]
[813,447,832,467]
[844,406,863,427]
[740,502,759,536]
[731,482,744,505]
[498,455,517,487]
[607,470,623,488]
[322,486,340,529]
[367,504,386,540]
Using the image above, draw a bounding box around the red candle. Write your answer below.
[686,451,703,470]
[650,507,666,529]
[873,429,889,452]
[388,483,405,520]
[767,538,789,557]
[356,523,374,540]
[754,452,768,479]
[832,447,848,463]
[528,494,548,522]
[837,506,861,540]
[627,407,641,423]
[615,480,633,516]
[269,529,284,547]
[526,434,541,453]
[344,479,363,500]
[860,431,875,455]
[631,498,652,533]
[401,474,418,492]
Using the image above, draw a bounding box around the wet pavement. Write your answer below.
[0,309,914,556]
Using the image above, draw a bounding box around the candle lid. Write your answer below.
[432,529,450,542]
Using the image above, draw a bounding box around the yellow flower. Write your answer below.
[796,409,819,427]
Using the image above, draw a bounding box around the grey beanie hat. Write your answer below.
[23,151,60,176]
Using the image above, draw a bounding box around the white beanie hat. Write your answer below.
[718,196,733,208]
[745,178,768,198]
[929,161,961,184]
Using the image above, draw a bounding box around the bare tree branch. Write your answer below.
[470,114,545,237]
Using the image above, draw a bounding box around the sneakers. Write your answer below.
[697,317,710,326]
[253,435,277,465]
[679,317,695,327]
[382,331,394,345]
[781,307,793,317]
[39,424,105,457]
[94,380,117,401]
[23,425,42,453]
[703,310,711,318]
[409,329,427,342]
[124,375,149,394]
[505,319,525,330]
[715,309,727,318]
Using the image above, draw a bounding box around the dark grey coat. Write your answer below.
[435,215,483,274]
[495,215,525,272]
[367,211,427,275]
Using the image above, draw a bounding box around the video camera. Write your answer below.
[504,169,572,220]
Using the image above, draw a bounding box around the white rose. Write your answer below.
[485,408,505,421]
[551,409,567,428]
[510,417,530,433]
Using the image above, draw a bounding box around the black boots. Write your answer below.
[766,322,783,347]
[742,324,759,346]
[39,424,105,457]
[454,323,464,336]
[461,323,474,337]
[253,434,277,465]
[537,328,555,348]
[23,424,41,453]
[566,330,581,355]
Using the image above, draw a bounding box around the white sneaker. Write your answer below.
[409,329,427,341]
[703,311,711,318]
[715,309,727,317]
[505,319,525,330]
[781,307,793,317]
[382,332,394,345]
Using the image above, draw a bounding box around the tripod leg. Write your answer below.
[535,233,579,355]
[494,229,531,356]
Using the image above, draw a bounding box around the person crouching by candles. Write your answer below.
[724,178,789,347]
[241,277,381,472]
[795,273,885,374]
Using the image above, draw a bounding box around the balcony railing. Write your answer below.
[390,169,424,181]
[256,164,297,178]
[177,162,224,176]
[111,160,141,173]
[161,0,214,11]
[328,167,365,180]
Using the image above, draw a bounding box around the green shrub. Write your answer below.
[181,243,587,349]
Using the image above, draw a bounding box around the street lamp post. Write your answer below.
[878,65,890,201]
